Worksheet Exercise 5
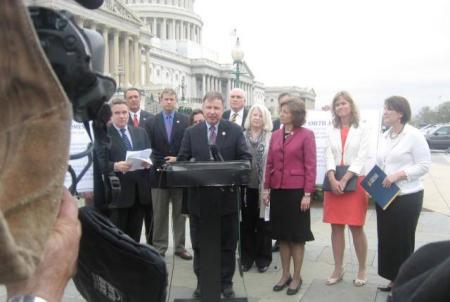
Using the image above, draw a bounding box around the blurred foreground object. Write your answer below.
[0,0,72,283]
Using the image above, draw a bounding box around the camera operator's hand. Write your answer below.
[114,161,132,173]
[164,156,177,163]
[6,189,81,302]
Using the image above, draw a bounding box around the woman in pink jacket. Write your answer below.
[263,97,316,296]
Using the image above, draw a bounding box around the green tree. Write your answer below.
[435,101,450,123]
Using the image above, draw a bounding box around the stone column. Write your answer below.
[145,47,150,87]
[102,27,109,75]
[124,34,130,87]
[153,18,157,36]
[192,76,197,99]
[134,39,140,86]
[162,18,167,40]
[171,19,176,39]
[187,23,191,42]
[114,30,120,86]
[202,75,206,96]
[198,28,202,44]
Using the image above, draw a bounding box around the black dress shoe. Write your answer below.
[273,276,292,292]
[242,263,252,272]
[272,240,280,252]
[378,285,393,292]
[286,279,302,295]
[257,266,269,273]
[192,286,200,298]
[222,286,235,298]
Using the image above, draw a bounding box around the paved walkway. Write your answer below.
[1,153,449,302]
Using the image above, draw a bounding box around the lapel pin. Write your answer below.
[222,131,226,136]
[176,120,180,124]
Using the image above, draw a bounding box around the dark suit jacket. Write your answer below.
[145,111,189,187]
[222,108,248,128]
[177,119,252,214]
[128,110,154,128]
[94,125,152,208]
[272,119,281,131]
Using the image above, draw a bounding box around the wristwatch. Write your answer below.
[8,296,47,302]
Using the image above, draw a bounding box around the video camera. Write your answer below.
[28,0,115,124]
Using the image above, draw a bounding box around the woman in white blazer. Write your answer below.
[323,91,370,287]
[376,96,431,292]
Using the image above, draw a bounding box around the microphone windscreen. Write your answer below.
[75,0,104,9]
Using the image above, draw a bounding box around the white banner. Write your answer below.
[64,122,94,192]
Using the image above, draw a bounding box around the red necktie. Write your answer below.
[133,114,139,128]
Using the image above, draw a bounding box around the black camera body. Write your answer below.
[28,6,115,123]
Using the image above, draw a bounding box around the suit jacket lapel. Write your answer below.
[216,121,229,149]
[109,126,127,154]
[157,112,170,145]
[128,126,137,150]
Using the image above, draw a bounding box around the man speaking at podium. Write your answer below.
[178,91,251,298]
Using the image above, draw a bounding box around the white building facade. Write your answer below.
[26,0,315,113]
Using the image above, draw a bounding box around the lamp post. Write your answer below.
[231,37,245,89]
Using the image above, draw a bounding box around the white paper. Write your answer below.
[126,148,152,171]
[264,205,270,222]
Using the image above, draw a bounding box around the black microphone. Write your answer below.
[209,145,224,162]
[75,0,104,9]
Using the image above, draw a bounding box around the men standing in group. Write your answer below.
[125,87,154,128]
[223,88,248,128]
[124,87,154,245]
[94,99,152,242]
[178,92,252,298]
[145,88,192,260]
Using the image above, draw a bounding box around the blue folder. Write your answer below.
[361,165,401,210]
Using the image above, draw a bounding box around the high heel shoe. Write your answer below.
[286,279,302,295]
[273,276,292,292]
[353,278,367,287]
[326,271,344,285]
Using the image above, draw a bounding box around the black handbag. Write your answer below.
[322,165,357,192]
[73,207,168,302]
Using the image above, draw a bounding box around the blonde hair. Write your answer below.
[244,104,273,132]
[331,91,360,128]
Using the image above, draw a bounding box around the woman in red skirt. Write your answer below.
[323,91,370,286]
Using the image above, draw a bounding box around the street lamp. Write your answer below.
[231,37,245,88]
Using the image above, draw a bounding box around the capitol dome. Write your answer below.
[124,0,203,43]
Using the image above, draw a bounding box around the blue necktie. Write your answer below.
[165,115,173,143]
[120,128,132,151]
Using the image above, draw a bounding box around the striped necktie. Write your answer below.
[119,128,132,151]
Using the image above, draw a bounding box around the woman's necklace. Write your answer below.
[389,125,405,139]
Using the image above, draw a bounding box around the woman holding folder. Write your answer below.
[376,96,431,292]
[323,91,370,286]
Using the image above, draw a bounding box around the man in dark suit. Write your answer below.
[222,88,248,128]
[125,87,154,244]
[125,87,154,128]
[272,92,291,132]
[178,92,252,298]
[144,88,192,259]
[94,99,152,242]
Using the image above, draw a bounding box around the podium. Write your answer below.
[164,161,250,302]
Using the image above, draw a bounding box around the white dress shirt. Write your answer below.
[229,107,244,126]
[376,124,431,195]
[113,124,133,149]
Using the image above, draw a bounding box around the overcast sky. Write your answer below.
[195,0,450,113]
